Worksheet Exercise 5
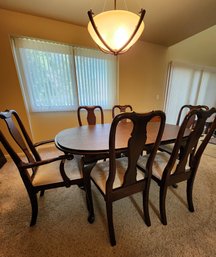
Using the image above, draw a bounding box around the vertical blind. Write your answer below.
[12,37,117,112]
[74,47,117,107]
[165,61,216,124]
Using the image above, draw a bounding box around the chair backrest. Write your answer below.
[163,107,216,180]
[0,110,40,180]
[112,105,133,119]
[176,104,209,127]
[106,111,166,193]
[77,106,104,126]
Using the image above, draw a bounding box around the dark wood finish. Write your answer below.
[0,148,7,168]
[55,123,191,155]
[159,104,209,154]
[138,107,216,225]
[77,105,104,126]
[112,105,133,157]
[112,104,133,119]
[85,111,166,246]
[0,110,92,226]
[176,104,209,127]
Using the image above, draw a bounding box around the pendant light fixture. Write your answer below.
[87,0,146,55]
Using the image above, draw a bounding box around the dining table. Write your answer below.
[55,122,191,161]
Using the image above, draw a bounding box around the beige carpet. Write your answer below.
[0,145,215,257]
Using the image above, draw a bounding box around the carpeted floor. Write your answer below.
[0,145,215,257]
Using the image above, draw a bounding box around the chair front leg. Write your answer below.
[29,193,38,226]
[143,183,151,226]
[187,178,195,212]
[106,201,116,246]
[159,184,168,225]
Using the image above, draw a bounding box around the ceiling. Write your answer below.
[0,0,216,46]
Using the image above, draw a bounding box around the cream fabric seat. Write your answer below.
[32,157,83,186]
[158,143,174,155]
[91,157,145,194]
[138,152,190,180]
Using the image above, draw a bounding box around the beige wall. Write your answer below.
[119,41,168,112]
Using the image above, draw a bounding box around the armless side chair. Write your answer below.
[77,105,104,126]
[112,105,133,119]
[0,110,93,226]
[138,107,216,225]
[77,105,106,163]
[159,104,209,154]
[84,111,166,246]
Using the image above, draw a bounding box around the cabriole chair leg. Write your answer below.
[143,188,151,226]
[187,179,195,212]
[160,185,168,225]
[29,193,38,226]
[106,201,116,246]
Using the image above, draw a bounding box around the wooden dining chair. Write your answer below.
[159,104,209,154]
[77,105,107,163]
[84,111,166,246]
[77,105,104,126]
[0,110,92,226]
[138,107,216,225]
[112,104,133,119]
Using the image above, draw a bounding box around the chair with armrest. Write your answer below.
[112,104,133,119]
[0,109,92,226]
[159,104,209,154]
[77,105,104,126]
[138,107,216,225]
[84,111,166,246]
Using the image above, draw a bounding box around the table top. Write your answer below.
[55,122,191,155]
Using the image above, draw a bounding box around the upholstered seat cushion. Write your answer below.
[91,157,145,194]
[138,152,190,180]
[32,157,83,186]
[159,143,174,154]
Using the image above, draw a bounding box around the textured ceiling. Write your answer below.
[0,0,216,46]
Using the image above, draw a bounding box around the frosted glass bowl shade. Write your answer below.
[88,10,145,54]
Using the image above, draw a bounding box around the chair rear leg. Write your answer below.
[106,201,116,246]
[143,186,151,226]
[187,178,195,212]
[29,193,38,226]
[160,184,168,225]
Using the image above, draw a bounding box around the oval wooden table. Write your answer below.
[55,122,190,156]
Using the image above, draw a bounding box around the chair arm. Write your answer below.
[34,139,54,147]
[21,154,72,169]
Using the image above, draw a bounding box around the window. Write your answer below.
[12,37,118,112]
[165,61,216,124]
